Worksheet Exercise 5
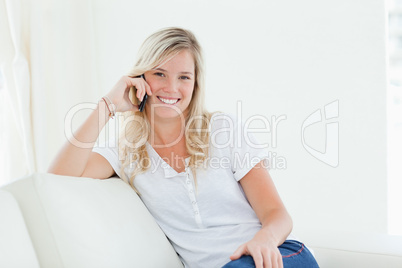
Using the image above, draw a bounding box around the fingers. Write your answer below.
[278,253,284,268]
[107,76,151,113]
[134,81,145,101]
[144,81,152,96]
[230,244,246,261]
[231,244,282,268]
[253,247,282,268]
[121,75,150,102]
[132,77,151,102]
[252,252,264,268]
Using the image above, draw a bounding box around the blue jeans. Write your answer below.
[222,240,319,268]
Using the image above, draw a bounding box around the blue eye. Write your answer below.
[154,72,165,77]
[180,76,190,80]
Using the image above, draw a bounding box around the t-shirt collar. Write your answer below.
[146,142,190,178]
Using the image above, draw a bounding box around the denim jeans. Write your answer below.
[222,240,319,268]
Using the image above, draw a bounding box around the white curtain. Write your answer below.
[0,0,34,185]
[0,0,100,186]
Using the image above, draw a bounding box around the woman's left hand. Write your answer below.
[230,229,283,268]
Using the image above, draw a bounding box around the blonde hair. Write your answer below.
[119,27,213,193]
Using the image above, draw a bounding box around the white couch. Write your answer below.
[300,228,402,267]
[1,173,402,268]
[0,173,183,268]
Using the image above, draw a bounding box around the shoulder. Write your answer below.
[209,112,238,131]
[208,112,241,151]
[92,138,120,165]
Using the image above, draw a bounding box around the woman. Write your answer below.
[49,27,319,268]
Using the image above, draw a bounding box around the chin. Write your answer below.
[153,107,186,120]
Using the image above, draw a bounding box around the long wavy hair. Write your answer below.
[119,27,213,193]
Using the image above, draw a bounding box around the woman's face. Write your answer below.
[144,50,195,120]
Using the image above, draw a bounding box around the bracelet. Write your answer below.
[104,96,116,116]
[101,97,115,119]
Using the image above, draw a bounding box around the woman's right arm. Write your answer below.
[47,76,152,179]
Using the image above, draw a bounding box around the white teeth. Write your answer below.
[158,97,179,104]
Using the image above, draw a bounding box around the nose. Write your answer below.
[163,77,179,93]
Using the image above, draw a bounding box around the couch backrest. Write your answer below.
[0,173,184,268]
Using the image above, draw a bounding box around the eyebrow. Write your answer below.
[153,68,194,76]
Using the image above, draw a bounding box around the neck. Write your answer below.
[147,114,186,147]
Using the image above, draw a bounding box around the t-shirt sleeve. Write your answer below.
[92,138,122,178]
[211,113,270,182]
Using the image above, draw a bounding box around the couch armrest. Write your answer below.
[0,190,40,268]
[1,173,184,268]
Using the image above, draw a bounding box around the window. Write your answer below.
[0,67,7,186]
[389,0,402,87]
[387,0,402,235]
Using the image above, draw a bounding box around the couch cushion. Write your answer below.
[4,173,183,268]
[312,247,402,268]
[298,228,402,268]
[0,190,40,268]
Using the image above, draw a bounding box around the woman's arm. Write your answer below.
[48,76,152,178]
[230,160,292,268]
[47,100,113,178]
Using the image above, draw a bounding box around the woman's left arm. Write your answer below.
[230,160,293,268]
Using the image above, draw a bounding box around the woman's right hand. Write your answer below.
[105,75,152,113]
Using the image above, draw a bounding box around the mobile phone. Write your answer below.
[138,74,148,112]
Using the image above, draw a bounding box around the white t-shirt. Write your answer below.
[93,112,297,268]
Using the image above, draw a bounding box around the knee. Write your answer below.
[280,240,319,267]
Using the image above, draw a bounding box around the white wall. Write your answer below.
[46,0,388,235]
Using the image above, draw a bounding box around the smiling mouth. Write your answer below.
[157,96,180,105]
